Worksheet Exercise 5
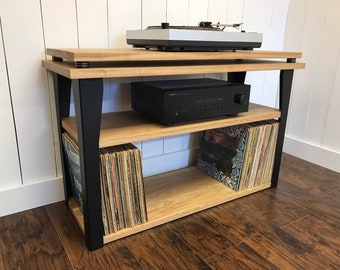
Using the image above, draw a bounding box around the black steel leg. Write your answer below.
[271,69,294,187]
[73,78,104,250]
[228,71,246,84]
[52,74,72,198]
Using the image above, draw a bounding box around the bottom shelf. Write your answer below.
[69,166,271,244]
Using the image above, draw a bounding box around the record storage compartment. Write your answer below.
[42,48,305,250]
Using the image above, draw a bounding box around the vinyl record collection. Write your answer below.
[62,132,147,235]
[62,118,278,236]
[197,120,279,191]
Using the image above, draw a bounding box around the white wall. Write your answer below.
[283,0,340,173]
[0,18,21,190]
[0,0,65,216]
[0,0,290,216]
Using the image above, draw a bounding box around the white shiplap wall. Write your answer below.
[0,0,290,216]
[0,0,65,216]
[0,18,22,189]
[283,0,340,173]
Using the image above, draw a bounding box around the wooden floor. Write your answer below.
[0,153,339,270]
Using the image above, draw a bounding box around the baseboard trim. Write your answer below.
[283,135,340,173]
[0,177,65,217]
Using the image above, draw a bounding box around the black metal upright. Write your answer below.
[271,60,295,187]
[72,78,104,250]
[52,74,72,199]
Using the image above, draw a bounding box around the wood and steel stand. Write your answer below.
[43,49,305,250]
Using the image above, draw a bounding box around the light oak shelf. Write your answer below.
[62,103,280,148]
[43,48,305,250]
[46,48,303,62]
[43,59,305,79]
[42,49,305,79]
[69,166,271,243]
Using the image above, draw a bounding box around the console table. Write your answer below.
[42,48,305,250]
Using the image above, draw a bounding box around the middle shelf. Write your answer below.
[62,103,281,148]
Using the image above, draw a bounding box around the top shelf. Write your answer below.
[42,48,305,79]
[46,48,303,62]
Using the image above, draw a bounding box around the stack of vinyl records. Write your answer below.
[62,133,83,208]
[197,120,279,191]
[99,144,147,234]
[62,133,147,235]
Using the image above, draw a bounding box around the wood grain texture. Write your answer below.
[206,242,279,270]
[0,153,339,269]
[42,49,305,79]
[0,247,3,270]
[42,59,305,79]
[62,103,280,148]
[0,207,73,270]
[168,212,243,258]
[202,198,327,269]
[122,226,211,270]
[45,202,141,270]
[101,167,270,243]
[45,48,303,62]
[283,214,340,269]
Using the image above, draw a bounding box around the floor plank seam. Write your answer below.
[164,222,223,269]
[280,214,310,230]
[44,206,76,270]
[165,224,210,262]
[202,241,243,262]
[278,216,323,255]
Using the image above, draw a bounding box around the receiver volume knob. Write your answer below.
[234,93,247,105]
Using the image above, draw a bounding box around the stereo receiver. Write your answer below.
[131,78,250,125]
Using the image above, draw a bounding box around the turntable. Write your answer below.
[126,21,262,51]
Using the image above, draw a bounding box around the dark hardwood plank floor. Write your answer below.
[0,153,339,270]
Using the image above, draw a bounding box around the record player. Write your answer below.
[126,21,262,51]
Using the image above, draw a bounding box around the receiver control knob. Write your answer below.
[234,93,247,105]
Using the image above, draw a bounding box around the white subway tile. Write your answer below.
[142,149,198,177]
[142,138,164,158]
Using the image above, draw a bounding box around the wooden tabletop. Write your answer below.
[42,48,305,79]
[46,48,303,62]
